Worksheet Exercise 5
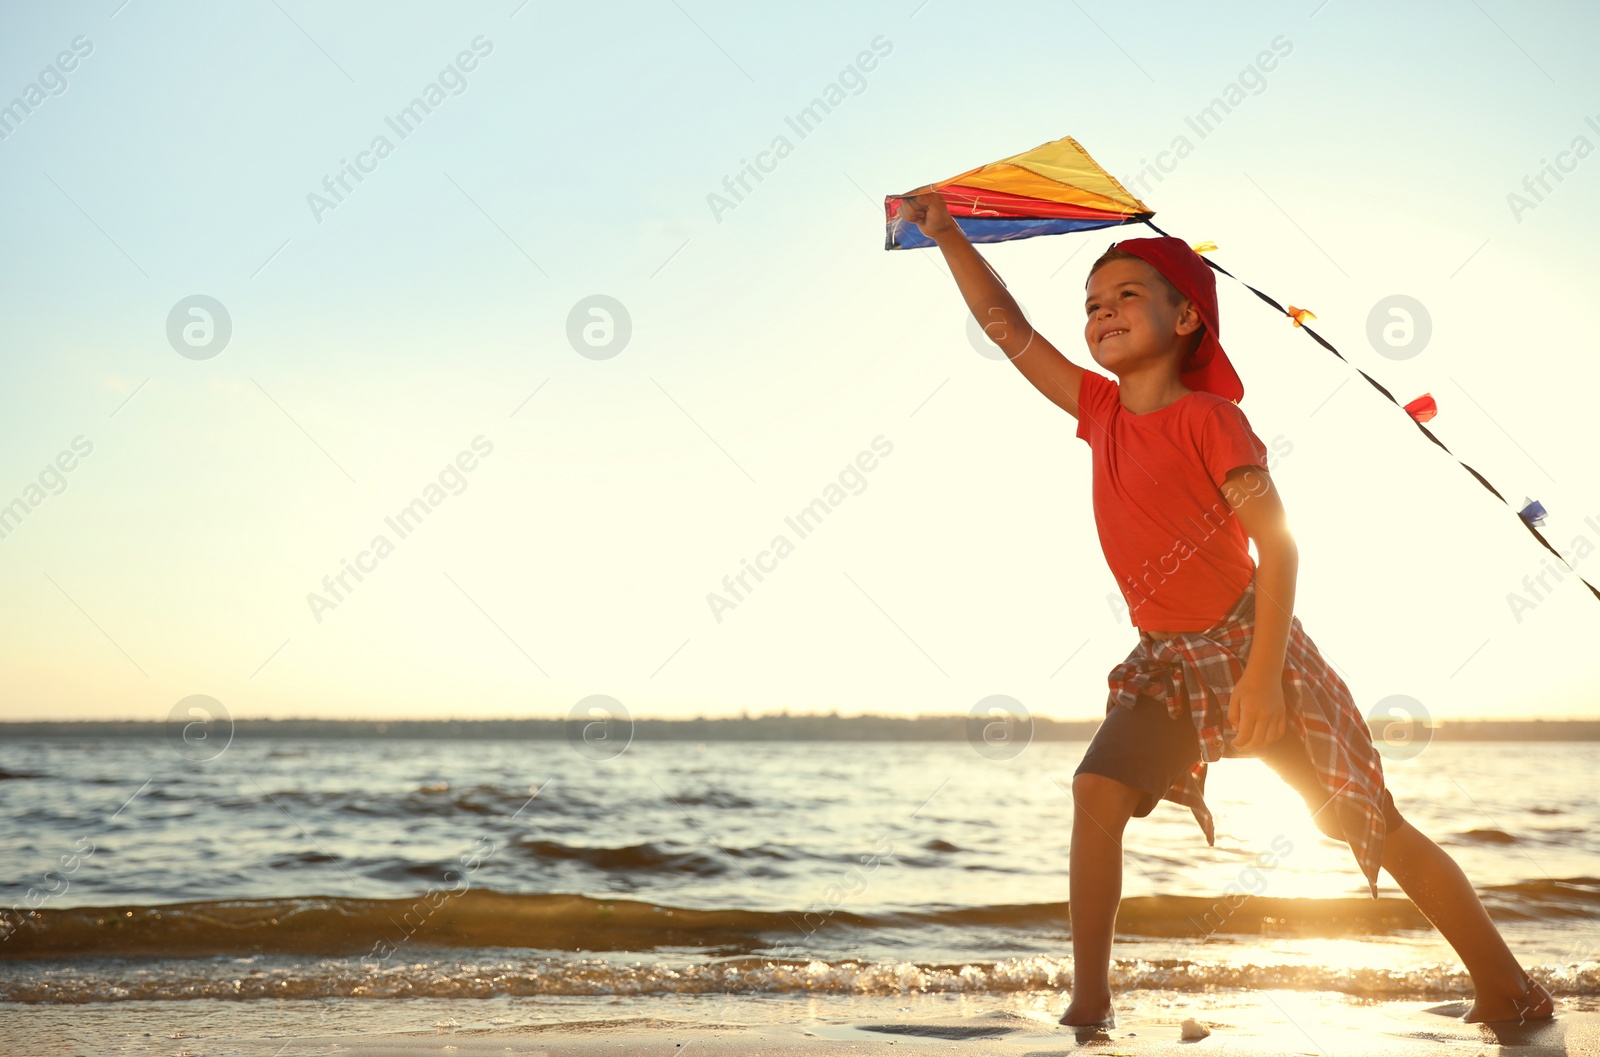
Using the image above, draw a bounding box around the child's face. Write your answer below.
[1082,258,1199,376]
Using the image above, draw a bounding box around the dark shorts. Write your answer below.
[1074,693,1404,838]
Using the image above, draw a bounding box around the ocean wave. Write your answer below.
[510,839,791,874]
[4,952,1597,1004]
[4,881,1597,961]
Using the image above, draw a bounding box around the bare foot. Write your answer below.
[1463,972,1555,1024]
[1058,998,1116,1028]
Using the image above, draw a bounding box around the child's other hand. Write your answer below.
[1228,670,1288,752]
[897,186,958,240]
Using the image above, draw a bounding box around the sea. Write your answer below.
[2,734,1597,1021]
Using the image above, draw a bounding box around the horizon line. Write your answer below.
[3,714,1596,725]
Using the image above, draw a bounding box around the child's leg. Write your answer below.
[1260,740,1553,1023]
[1064,697,1202,1026]
[1379,822,1553,1022]
[1063,772,1142,1025]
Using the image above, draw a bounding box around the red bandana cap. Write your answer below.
[1106,236,1244,404]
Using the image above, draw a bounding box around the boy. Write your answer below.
[896,188,1554,1028]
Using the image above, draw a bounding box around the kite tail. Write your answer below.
[1140,218,1600,609]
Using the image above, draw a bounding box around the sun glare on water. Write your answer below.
[1196,757,1371,901]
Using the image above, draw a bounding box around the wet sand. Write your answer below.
[8,990,1596,1056]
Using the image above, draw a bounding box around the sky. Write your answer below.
[1,0,1597,724]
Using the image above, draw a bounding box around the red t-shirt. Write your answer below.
[1075,369,1270,632]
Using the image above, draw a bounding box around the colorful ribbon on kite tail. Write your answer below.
[1140,218,1600,608]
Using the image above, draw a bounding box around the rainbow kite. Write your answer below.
[885,134,1600,606]
[883,136,1151,250]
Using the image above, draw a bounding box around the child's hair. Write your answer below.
[1087,246,1185,307]
[1087,246,1204,361]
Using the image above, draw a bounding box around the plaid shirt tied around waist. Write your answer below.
[1105,577,1390,897]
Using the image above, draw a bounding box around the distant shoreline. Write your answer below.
[3,716,1598,741]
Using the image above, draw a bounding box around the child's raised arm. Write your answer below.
[899,188,1086,418]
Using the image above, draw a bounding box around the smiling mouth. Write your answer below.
[1100,329,1128,341]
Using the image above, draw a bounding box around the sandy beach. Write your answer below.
[9,992,1599,1056]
